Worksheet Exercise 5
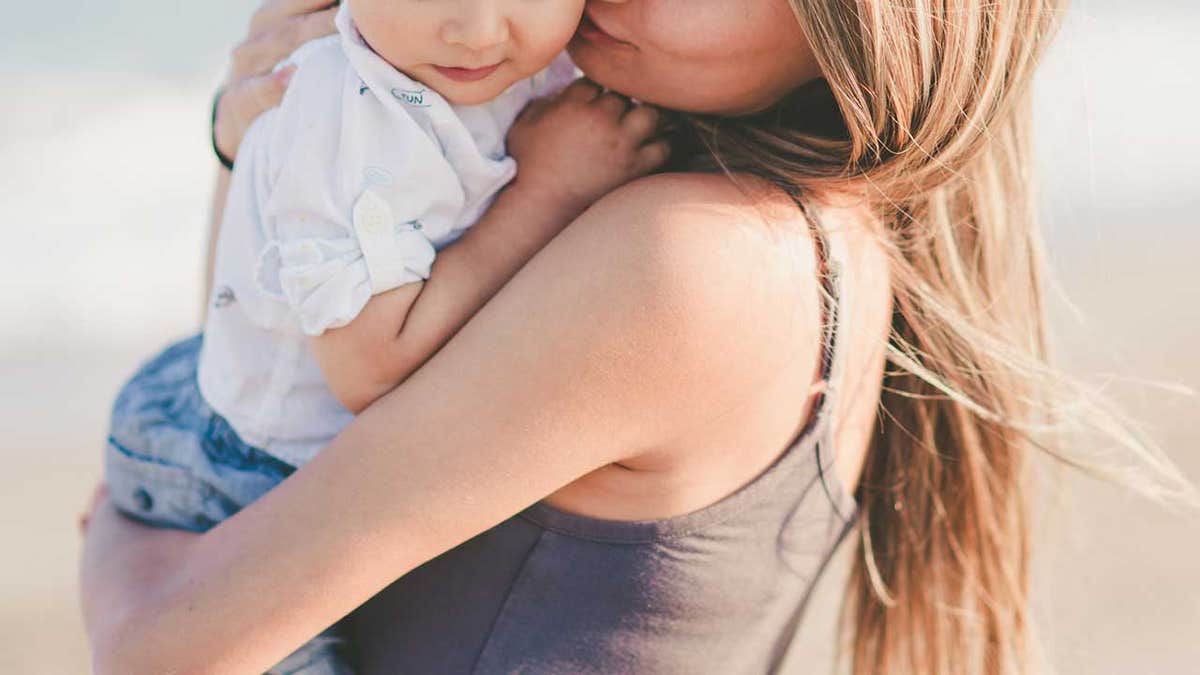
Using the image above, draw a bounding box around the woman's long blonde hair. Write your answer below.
[674,1,1194,673]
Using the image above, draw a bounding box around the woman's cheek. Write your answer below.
[637,0,767,58]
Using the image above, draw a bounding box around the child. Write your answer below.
[102,1,665,672]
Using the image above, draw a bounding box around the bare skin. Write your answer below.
[81,0,892,671]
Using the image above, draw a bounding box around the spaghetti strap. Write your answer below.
[808,209,843,386]
[806,208,858,518]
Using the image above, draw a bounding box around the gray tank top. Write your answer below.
[343,225,859,674]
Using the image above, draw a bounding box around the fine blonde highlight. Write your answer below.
[670,1,1195,673]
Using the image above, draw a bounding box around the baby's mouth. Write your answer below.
[433,62,505,83]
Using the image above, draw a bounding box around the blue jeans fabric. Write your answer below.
[104,334,351,675]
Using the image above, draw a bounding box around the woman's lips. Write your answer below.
[576,13,632,47]
[433,62,504,82]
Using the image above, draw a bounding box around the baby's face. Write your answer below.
[349,0,585,105]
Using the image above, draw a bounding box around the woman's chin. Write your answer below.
[568,44,644,103]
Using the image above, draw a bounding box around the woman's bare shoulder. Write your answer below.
[577,171,820,269]
[546,171,888,438]
[555,171,823,369]
[575,171,883,298]
[567,173,889,494]
[568,170,880,328]
[587,171,801,225]
[553,173,826,438]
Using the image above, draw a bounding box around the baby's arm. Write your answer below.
[313,81,671,413]
[312,185,582,413]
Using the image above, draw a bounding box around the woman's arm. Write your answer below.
[84,173,799,674]
[311,85,670,412]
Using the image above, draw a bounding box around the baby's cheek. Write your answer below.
[523,6,586,51]
[511,12,583,75]
[352,8,434,72]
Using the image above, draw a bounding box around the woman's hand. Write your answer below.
[507,80,672,220]
[214,0,340,163]
[79,488,199,659]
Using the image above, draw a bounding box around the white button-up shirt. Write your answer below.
[197,5,577,467]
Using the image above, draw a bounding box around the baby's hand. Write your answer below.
[507,79,671,215]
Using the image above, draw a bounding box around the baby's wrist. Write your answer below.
[457,181,586,262]
[505,179,591,223]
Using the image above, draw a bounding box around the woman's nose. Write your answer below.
[441,7,510,52]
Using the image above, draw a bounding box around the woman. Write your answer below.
[80,0,1184,673]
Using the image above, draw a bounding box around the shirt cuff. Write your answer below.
[256,238,372,336]
[353,189,437,294]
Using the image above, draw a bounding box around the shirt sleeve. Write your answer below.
[251,43,464,337]
[255,189,438,337]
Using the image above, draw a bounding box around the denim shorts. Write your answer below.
[104,334,351,675]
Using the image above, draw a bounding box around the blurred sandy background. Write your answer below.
[1,1,1196,673]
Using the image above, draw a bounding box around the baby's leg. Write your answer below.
[103,334,352,674]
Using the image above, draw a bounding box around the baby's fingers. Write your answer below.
[594,91,632,118]
[514,96,550,125]
[560,78,602,103]
[636,140,673,175]
[622,104,662,141]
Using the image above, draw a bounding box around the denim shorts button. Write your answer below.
[133,487,154,512]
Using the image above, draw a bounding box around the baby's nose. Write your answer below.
[441,7,510,52]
